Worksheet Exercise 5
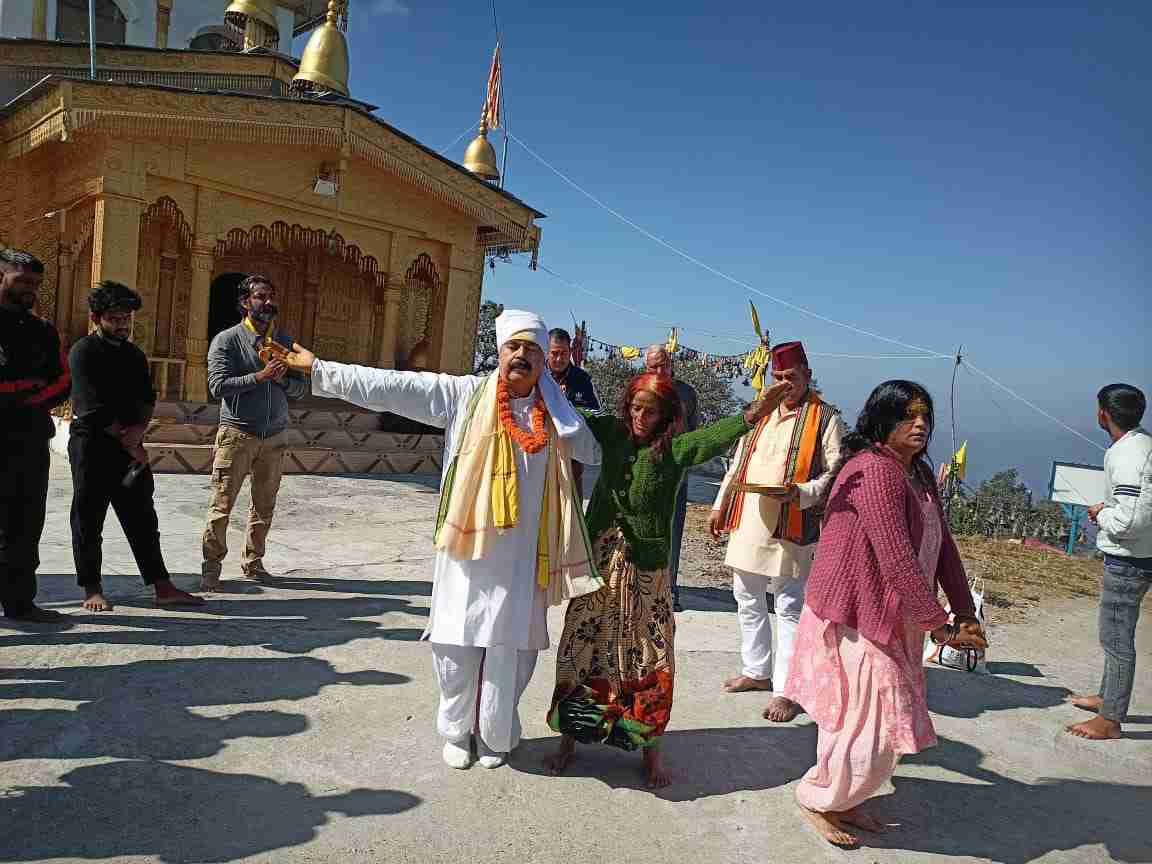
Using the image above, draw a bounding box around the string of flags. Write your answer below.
[571,301,775,394]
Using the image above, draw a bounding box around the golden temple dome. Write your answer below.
[291,0,350,97]
[223,0,279,50]
[463,123,500,182]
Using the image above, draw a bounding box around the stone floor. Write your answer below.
[0,456,1149,863]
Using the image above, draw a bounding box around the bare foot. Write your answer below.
[1066,716,1121,740]
[544,735,576,776]
[840,806,887,833]
[154,580,205,607]
[643,746,672,789]
[82,591,114,612]
[763,696,803,722]
[799,805,858,848]
[1067,694,1103,713]
[724,675,773,693]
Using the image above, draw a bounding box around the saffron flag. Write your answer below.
[952,440,968,481]
[482,40,502,130]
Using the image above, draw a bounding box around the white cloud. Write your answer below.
[368,0,411,14]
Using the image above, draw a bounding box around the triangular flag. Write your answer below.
[952,441,967,482]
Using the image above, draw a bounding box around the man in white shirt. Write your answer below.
[284,310,602,768]
[1067,383,1151,741]
[709,341,844,722]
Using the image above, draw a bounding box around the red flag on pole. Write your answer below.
[482,40,502,130]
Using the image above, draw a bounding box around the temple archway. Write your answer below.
[400,253,444,371]
[213,223,384,364]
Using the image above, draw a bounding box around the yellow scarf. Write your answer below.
[434,375,601,604]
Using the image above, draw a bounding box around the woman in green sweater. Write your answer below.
[546,373,787,787]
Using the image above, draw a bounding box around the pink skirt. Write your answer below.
[784,606,937,812]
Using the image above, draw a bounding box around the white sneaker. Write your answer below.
[476,738,507,769]
[442,738,473,769]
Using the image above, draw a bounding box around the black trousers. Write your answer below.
[68,434,169,589]
[0,436,51,615]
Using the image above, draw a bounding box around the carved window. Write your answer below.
[56,0,127,44]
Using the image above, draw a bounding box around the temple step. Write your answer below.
[146,423,444,452]
[144,443,443,476]
[53,400,445,476]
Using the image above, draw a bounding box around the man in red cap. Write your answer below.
[709,341,845,722]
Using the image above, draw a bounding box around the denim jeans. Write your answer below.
[1098,556,1152,722]
[668,482,689,599]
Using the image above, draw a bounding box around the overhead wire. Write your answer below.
[507,131,952,359]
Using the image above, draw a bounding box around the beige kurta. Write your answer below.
[712,402,844,577]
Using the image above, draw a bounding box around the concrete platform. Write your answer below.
[0,456,1148,863]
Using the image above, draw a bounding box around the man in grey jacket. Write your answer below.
[200,275,308,589]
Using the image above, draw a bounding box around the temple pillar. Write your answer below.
[300,273,319,349]
[90,195,143,294]
[155,0,173,48]
[377,285,401,368]
[56,245,75,337]
[184,243,214,402]
[32,0,47,38]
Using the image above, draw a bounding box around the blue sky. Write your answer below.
[313,1,1149,495]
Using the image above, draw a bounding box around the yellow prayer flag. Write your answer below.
[952,441,967,482]
[749,301,763,339]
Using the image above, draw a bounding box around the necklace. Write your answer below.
[497,377,550,454]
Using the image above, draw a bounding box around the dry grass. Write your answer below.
[678,504,1115,621]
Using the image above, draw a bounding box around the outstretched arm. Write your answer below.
[310,358,478,429]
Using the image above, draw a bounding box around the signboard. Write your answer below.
[1049,461,1106,507]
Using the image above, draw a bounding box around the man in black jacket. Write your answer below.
[547,328,600,500]
[68,281,203,612]
[0,249,71,621]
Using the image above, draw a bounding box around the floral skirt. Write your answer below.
[548,528,675,750]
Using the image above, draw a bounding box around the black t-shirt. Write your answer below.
[68,333,156,436]
[0,305,70,440]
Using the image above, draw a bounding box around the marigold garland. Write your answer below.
[497,377,550,454]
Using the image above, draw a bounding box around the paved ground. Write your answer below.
[1,457,1149,863]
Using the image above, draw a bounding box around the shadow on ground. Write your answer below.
[0,656,408,762]
[925,665,1070,717]
[0,575,431,654]
[675,586,738,613]
[0,760,420,863]
[863,736,1152,863]
[513,723,817,802]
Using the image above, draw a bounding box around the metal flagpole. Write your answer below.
[88,0,97,78]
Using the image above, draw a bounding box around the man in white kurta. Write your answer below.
[286,310,601,769]
[709,341,843,722]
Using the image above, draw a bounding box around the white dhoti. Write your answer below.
[431,644,538,752]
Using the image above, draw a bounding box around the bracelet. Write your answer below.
[931,622,956,645]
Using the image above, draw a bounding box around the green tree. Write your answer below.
[977,468,1032,506]
[472,300,503,373]
[584,353,739,424]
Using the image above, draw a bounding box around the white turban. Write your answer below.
[495,308,548,349]
[493,308,582,439]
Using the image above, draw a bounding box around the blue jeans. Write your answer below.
[668,483,688,598]
[1098,556,1152,722]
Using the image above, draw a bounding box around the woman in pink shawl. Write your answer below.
[785,380,987,848]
